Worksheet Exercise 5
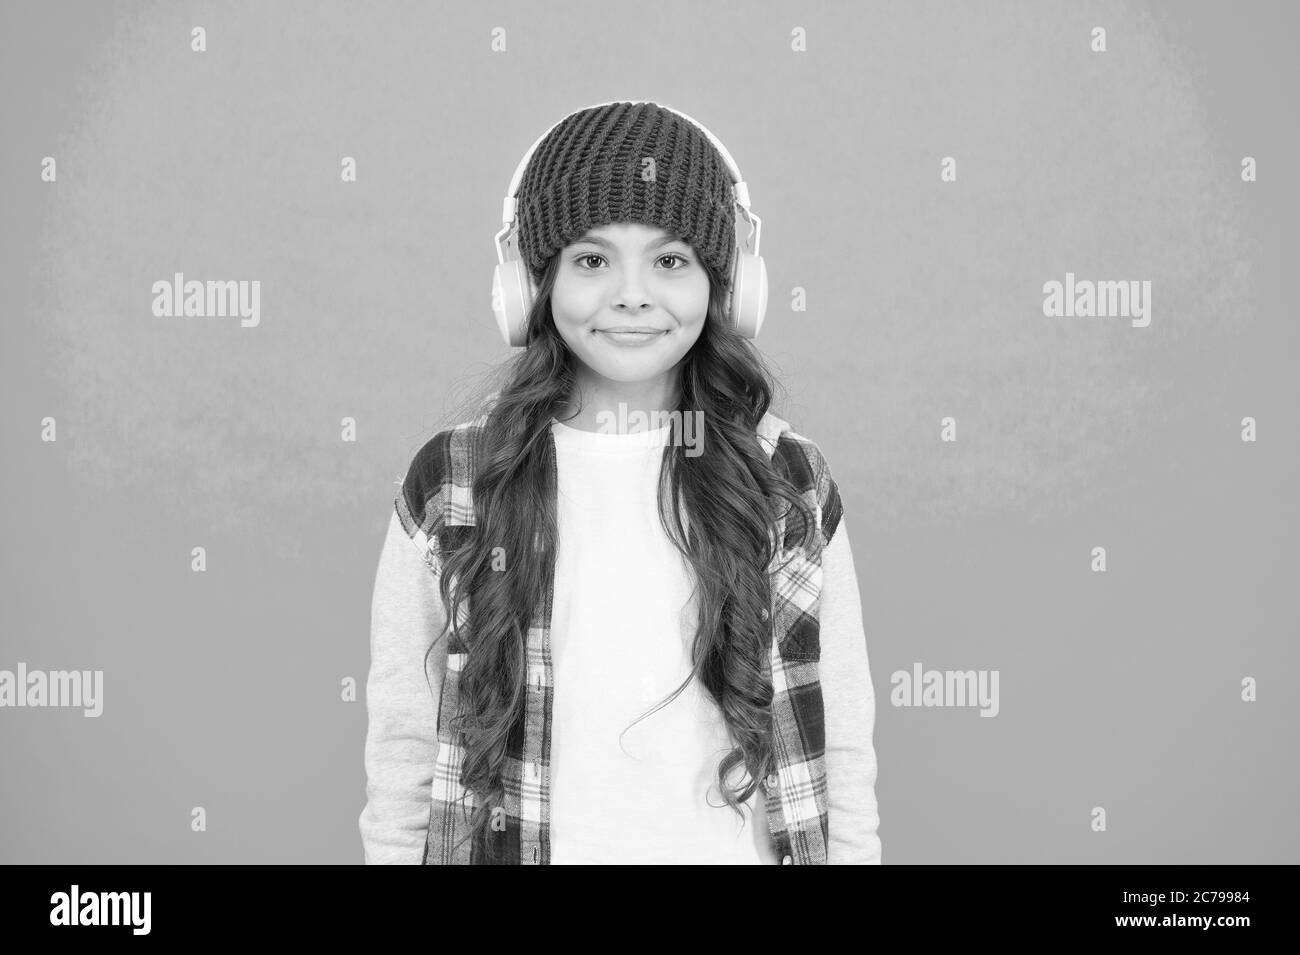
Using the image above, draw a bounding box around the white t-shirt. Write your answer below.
[546,416,775,864]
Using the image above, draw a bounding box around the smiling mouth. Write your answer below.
[595,329,669,347]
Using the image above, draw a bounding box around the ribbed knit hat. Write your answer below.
[514,101,737,289]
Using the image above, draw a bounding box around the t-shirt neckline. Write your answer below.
[549,415,673,451]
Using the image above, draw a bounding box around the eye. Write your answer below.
[571,251,691,271]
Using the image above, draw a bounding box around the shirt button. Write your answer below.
[766,772,779,788]
[760,608,770,621]
[781,855,793,865]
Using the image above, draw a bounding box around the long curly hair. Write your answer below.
[426,242,818,862]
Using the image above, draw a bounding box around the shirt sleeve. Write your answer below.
[358,507,447,864]
[819,516,883,864]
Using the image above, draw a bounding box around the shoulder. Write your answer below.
[394,416,483,542]
[770,423,844,546]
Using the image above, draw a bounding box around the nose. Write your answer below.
[611,270,653,310]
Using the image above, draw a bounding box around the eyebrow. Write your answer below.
[572,234,687,252]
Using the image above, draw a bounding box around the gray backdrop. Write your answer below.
[1,0,1295,863]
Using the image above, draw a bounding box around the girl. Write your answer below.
[360,101,881,864]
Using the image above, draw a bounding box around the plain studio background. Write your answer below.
[0,0,1295,863]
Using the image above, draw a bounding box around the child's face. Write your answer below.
[550,221,709,395]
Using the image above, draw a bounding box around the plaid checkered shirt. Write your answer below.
[393,402,843,865]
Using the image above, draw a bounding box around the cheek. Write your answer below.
[669,273,711,322]
[674,297,710,336]
[550,273,600,323]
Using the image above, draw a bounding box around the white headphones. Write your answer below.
[490,100,769,348]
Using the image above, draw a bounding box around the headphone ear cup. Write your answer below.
[492,259,533,347]
[729,252,768,339]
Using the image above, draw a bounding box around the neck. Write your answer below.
[554,375,680,433]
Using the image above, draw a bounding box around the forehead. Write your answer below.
[574,222,686,244]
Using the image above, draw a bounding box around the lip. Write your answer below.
[597,329,668,347]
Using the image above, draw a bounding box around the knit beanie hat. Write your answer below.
[513,101,737,289]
